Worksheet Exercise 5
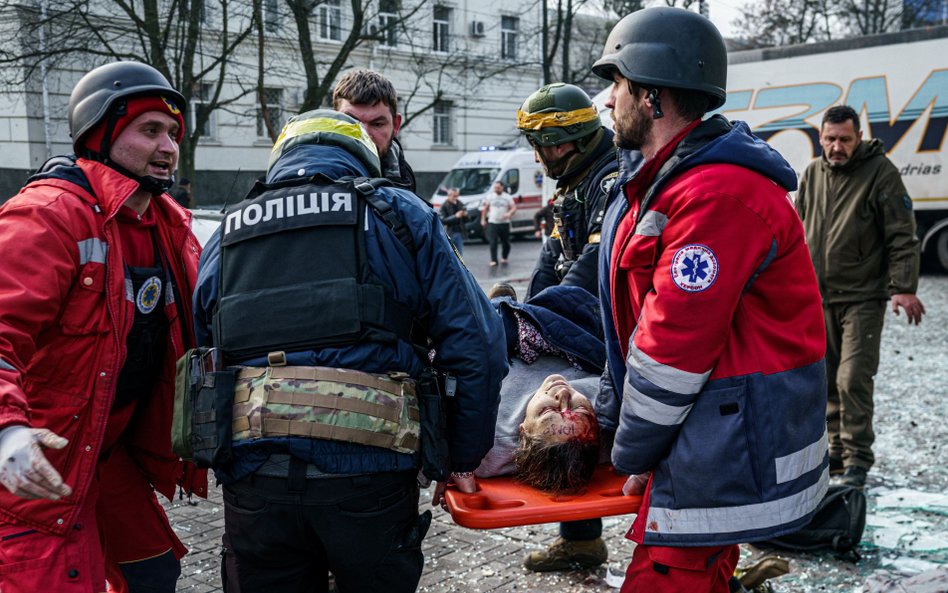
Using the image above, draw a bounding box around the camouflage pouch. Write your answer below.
[231,366,421,454]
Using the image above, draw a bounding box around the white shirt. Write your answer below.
[483,192,515,224]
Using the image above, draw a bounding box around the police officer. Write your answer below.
[193,110,508,593]
[517,83,619,299]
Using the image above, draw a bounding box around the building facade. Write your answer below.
[0,0,547,204]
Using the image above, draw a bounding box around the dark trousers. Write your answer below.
[487,222,511,263]
[824,299,886,469]
[222,471,428,593]
[560,518,602,540]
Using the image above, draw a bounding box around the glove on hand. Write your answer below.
[0,425,72,500]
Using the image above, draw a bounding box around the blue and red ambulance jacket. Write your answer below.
[598,116,828,547]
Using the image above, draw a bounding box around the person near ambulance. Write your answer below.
[517,83,619,300]
[192,109,507,593]
[0,61,206,593]
[592,8,828,592]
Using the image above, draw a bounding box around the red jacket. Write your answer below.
[606,117,828,546]
[0,158,207,535]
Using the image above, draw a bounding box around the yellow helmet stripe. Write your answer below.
[272,115,378,160]
[516,105,599,131]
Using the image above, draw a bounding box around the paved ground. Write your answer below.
[166,242,948,592]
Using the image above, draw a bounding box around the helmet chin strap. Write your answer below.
[86,101,174,196]
[103,159,175,196]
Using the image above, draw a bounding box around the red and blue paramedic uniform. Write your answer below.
[598,116,828,592]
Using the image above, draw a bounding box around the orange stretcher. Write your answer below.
[444,464,642,529]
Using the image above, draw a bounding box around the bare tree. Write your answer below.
[735,0,946,48]
[0,0,256,180]
[733,0,837,47]
[251,0,539,141]
[839,0,945,34]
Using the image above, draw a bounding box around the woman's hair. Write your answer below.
[514,433,600,493]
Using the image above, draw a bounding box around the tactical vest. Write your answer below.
[214,174,416,362]
[552,148,617,260]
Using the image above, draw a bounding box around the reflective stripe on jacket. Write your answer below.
[607,117,828,546]
[0,158,206,534]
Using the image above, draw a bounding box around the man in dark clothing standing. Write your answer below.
[796,105,925,489]
[517,83,618,299]
[439,187,468,254]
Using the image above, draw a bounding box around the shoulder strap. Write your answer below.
[344,176,415,254]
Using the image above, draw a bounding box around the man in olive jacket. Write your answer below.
[796,105,925,489]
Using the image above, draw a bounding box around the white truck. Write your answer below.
[431,148,545,239]
[594,25,948,271]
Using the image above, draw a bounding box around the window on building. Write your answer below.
[319,0,342,41]
[432,101,453,146]
[257,87,284,138]
[378,0,398,47]
[191,82,215,138]
[263,0,280,33]
[501,15,518,60]
[432,5,451,53]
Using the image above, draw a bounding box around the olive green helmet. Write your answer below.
[268,109,381,177]
[516,83,601,147]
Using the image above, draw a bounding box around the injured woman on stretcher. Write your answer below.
[434,284,615,506]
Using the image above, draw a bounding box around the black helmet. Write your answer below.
[68,61,185,153]
[592,7,727,110]
[269,109,382,177]
[517,83,601,147]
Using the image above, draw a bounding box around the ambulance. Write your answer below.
[431,147,546,239]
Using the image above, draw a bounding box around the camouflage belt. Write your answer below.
[231,366,421,453]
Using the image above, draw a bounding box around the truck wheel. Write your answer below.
[937,229,948,273]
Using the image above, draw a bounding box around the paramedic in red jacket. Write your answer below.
[592,8,829,593]
[0,61,206,593]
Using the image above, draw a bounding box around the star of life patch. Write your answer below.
[136,276,162,314]
[670,244,718,292]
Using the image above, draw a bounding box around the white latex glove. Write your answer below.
[433,471,478,511]
[622,472,650,496]
[0,425,72,500]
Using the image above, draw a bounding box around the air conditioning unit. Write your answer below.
[470,20,485,37]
